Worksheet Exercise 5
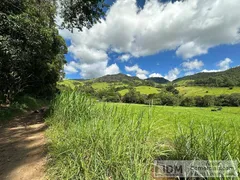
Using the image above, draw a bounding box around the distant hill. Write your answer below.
[93,73,143,83]
[174,66,240,87]
[146,77,169,84]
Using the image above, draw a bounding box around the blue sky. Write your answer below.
[59,0,240,81]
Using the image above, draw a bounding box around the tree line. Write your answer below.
[175,66,240,87]
[0,0,107,104]
[71,84,240,107]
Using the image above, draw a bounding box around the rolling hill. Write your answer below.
[146,77,169,84]
[174,66,240,86]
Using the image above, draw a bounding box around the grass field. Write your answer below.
[177,86,240,96]
[46,91,240,179]
[91,82,109,90]
[57,79,83,90]
[112,103,240,139]
[119,86,160,95]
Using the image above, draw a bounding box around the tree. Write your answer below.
[59,0,108,31]
[166,85,179,95]
[181,97,196,107]
[0,0,67,103]
[202,95,215,107]
[122,88,143,104]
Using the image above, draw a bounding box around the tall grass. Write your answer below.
[170,122,240,179]
[46,91,239,179]
[172,122,240,161]
[46,91,168,179]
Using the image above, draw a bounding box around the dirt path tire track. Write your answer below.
[0,108,48,180]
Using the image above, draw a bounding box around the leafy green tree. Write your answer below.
[122,88,143,104]
[181,97,196,107]
[59,0,108,31]
[165,85,179,95]
[202,95,215,107]
[0,0,67,103]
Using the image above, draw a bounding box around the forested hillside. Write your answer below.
[174,66,240,87]
[146,77,169,84]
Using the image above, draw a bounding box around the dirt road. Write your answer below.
[0,109,47,180]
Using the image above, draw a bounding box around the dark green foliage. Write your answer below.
[174,66,240,87]
[59,0,108,31]
[215,93,240,107]
[92,73,158,87]
[146,92,181,106]
[180,97,196,107]
[95,88,121,102]
[146,77,169,84]
[122,88,145,104]
[95,73,142,83]
[78,85,95,95]
[0,0,67,103]
[165,85,179,94]
[202,95,215,107]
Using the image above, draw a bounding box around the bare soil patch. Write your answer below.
[0,108,48,180]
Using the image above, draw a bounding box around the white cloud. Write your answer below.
[217,58,232,71]
[105,63,120,75]
[64,61,80,74]
[137,74,148,79]
[184,71,194,76]
[118,54,131,62]
[202,58,233,72]
[201,69,220,73]
[79,62,120,79]
[59,0,240,78]
[149,73,163,78]
[125,64,149,79]
[176,42,208,59]
[182,59,204,71]
[164,68,180,81]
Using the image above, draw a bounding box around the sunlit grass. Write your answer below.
[177,86,240,96]
[46,91,240,179]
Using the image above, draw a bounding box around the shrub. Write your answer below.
[181,97,196,107]
[202,95,215,107]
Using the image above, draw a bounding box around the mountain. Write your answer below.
[174,66,240,87]
[146,77,169,84]
[93,73,142,83]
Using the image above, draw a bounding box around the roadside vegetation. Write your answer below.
[46,91,240,179]
[0,96,47,122]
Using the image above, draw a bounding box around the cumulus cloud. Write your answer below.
[201,69,220,73]
[202,58,232,72]
[176,42,208,59]
[149,73,163,78]
[105,63,120,75]
[217,58,232,71]
[182,59,204,71]
[118,54,131,62]
[79,62,120,79]
[184,71,194,76]
[125,64,149,79]
[59,0,240,78]
[64,61,80,74]
[164,68,180,81]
